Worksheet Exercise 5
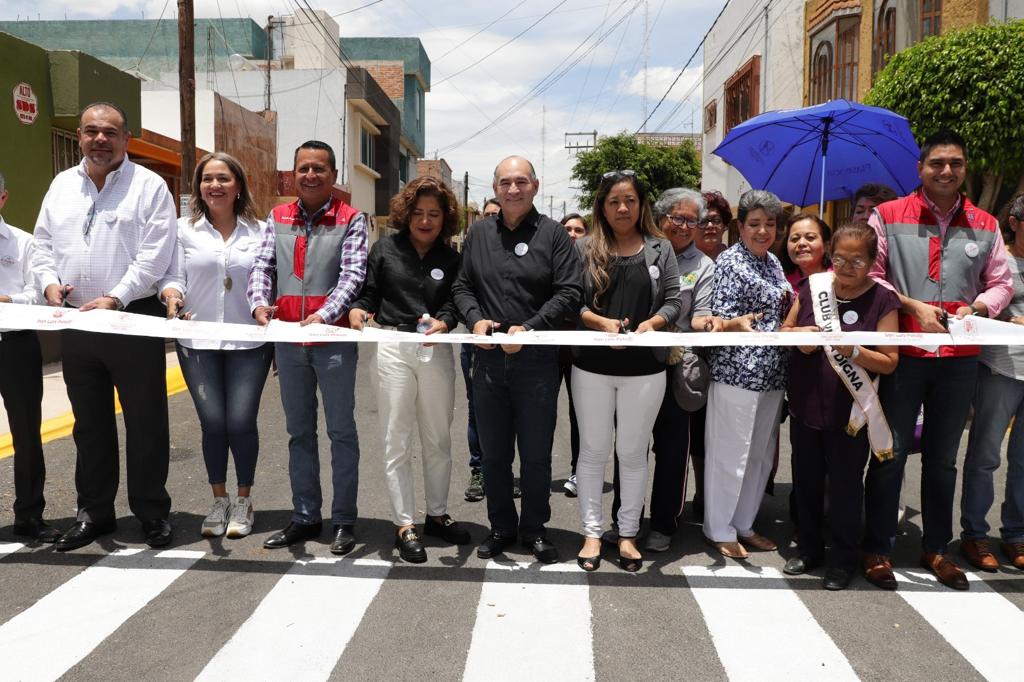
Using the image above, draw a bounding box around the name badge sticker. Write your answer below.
[430,268,444,281]
[514,242,529,257]
[842,310,859,325]
[648,265,660,279]
[964,242,979,258]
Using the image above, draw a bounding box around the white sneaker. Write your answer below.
[201,497,232,537]
[563,474,578,497]
[226,496,254,538]
[645,530,671,552]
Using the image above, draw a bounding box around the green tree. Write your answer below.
[865,20,1024,213]
[571,132,701,210]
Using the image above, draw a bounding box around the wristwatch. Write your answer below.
[107,295,125,311]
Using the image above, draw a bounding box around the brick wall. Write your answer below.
[352,60,405,100]
[943,0,988,30]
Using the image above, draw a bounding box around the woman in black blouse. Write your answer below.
[349,177,471,563]
[573,171,681,572]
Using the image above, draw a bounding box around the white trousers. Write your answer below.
[703,381,783,543]
[374,341,455,527]
[572,366,666,538]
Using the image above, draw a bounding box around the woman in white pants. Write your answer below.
[573,170,680,572]
[349,176,470,563]
[702,190,790,559]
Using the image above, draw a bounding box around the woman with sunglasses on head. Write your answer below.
[781,213,832,289]
[160,152,274,539]
[781,222,899,589]
[701,189,790,559]
[572,170,680,572]
[348,176,471,563]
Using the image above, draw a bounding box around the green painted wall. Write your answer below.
[0,32,54,231]
[0,19,267,82]
[49,51,141,136]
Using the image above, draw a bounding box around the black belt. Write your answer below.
[0,329,34,339]
[379,323,418,333]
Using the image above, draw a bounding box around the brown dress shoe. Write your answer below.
[738,532,777,552]
[921,552,969,590]
[1002,541,1024,570]
[863,553,897,591]
[960,538,999,572]
[704,535,748,559]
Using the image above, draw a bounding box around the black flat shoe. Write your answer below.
[618,552,642,572]
[424,515,472,545]
[263,521,322,549]
[396,528,427,563]
[330,525,356,555]
[12,518,62,544]
[783,554,822,576]
[477,531,515,559]
[823,567,854,591]
[522,536,559,564]
[142,519,172,548]
[577,555,601,571]
[55,520,117,552]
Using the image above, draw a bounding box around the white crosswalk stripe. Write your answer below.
[463,561,594,682]
[682,566,859,682]
[896,570,1024,682]
[0,548,203,682]
[195,557,391,681]
[0,542,24,559]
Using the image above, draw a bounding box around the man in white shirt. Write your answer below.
[32,102,178,551]
[0,173,61,543]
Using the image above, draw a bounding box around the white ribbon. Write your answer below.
[0,303,1021,348]
[808,273,893,461]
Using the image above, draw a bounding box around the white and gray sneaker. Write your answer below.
[201,496,232,537]
[645,530,671,552]
[563,474,578,497]
[226,496,254,538]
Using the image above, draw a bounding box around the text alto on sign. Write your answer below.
[13,83,38,125]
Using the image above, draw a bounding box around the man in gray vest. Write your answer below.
[248,141,367,554]
[864,130,1013,590]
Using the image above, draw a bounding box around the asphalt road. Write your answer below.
[1,343,1022,682]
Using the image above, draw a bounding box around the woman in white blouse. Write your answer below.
[160,152,273,539]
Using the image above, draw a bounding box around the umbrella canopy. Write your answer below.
[712,99,921,208]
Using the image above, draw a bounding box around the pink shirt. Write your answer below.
[868,191,1012,318]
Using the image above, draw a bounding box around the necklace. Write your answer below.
[218,221,238,291]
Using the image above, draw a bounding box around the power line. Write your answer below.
[433,0,570,87]
[133,0,171,74]
[333,0,386,17]
[433,0,529,62]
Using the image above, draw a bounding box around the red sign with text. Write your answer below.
[13,82,38,125]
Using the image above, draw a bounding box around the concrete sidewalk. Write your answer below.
[0,349,186,459]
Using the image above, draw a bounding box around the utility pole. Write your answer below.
[540,104,546,195]
[463,171,469,234]
[265,16,273,112]
[642,0,649,132]
[178,0,196,210]
[562,200,566,219]
[548,195,554,217]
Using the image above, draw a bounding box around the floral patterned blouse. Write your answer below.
[709,241,791,392]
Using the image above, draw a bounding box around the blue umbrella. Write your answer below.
[712,99,921,216]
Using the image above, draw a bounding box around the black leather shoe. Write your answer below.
[12,518,62,544]
[522,536,559,564]
[476,531,515,559]
[263,521,322,549]
[783,554,822,576]
[142,519,173,548]
[330,524,356,555]
[55,520,117,552]
[424,515,472,545]
[396,528,427,563]
[823,566,854,591]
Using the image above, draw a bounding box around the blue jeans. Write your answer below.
[460,344,483,471]
[473,346,559,537]
[176,343,274,487]
[275,342,360,525]
[864,355,977,555]
[961,364,1024,542]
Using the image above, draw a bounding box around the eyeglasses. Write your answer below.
[831,255,869,269]
[666,214,700,228]
[700,215,724,227]
[598,167,634,179]
[83,202,97,237]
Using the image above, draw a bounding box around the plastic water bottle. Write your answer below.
[416,313,433,363]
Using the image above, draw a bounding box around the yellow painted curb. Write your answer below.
[0,365,187,460]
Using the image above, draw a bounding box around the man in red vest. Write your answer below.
[248,140,367,554]
[864,130,1012,590]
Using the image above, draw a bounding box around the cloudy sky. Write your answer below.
[2,0,722,214]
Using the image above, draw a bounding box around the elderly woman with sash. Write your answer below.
[781,222,900,590]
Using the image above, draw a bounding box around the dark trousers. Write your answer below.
[460,345,483,471]
[473,346,558,538]
[559,359,581,473]
[62,298,170,524]
[0,331,45,520]
[176,343,274,487]
[649,371,690,535]
[790,418,869,569]
[864,355,977,555]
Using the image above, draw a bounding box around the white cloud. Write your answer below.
[621,64,703,104]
